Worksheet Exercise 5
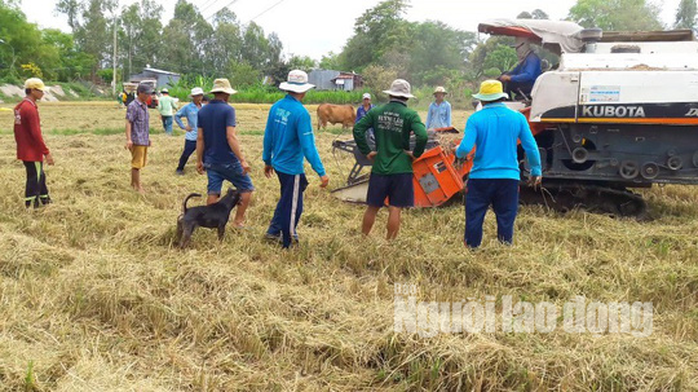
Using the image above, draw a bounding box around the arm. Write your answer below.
[510,55,541,84]
[352,110,373,156]
[196,127,205,174]
[410,114,428,159]
[124,105,134,149]
[456,117,478,159]
[446,102,452,127]
[297,112,326,177]
[262,108,274,166]
[226,126,249,173]
[174,105,187,130]
[425,104,433,129]
[25,108,49,156]
[518,116,542,177]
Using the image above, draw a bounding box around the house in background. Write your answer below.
[308,70,363,91]
[129,67,181,88]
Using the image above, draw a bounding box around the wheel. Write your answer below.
[641,162,659,180]
[620,161,639,180]
[667,156,683,171]
[572,147,589,164]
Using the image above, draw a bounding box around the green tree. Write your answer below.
[159,0,213,75]
[119,0,163,80]
[483,45,518,75]
[674,0,697,30]
[42,29,94,81]
[568,0,663,31]
[286,55,317,72]
[319,52,341,70]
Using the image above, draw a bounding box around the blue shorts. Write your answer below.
[204,162,255,195]
[366,173,414,208]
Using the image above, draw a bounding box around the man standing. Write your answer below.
[125,83,152,194]
[456,80,542,248]
[157,88,177,135]
[263,70,329,249]
[174,87,204,175]
[14,78,54,208]
[196,78,253,228]
[425,86,452,130]
[353,79,428,240]
[355,93,374,123]
[499,37,542,99]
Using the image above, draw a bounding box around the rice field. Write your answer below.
[0,101,696,391]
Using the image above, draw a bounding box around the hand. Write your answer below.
[196,161,205,175]
[500,75,512,83]
[186,125,192,132]
[528,176,542,190]
[240,159,251,175]
[320,175,330,188]
[264,165,275,179]
[404,150,415,160]
[45,153,54,166]
[367,151,377,161]
[125,140,133,150]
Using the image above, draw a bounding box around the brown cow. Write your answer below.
[317,104,356,130]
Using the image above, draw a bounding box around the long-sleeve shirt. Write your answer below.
[456,103,541,180]
[157,95,177,116]
[263,95,326,177]
[175,102,202,141]
[355,104,374,123]
[508,52,542,85]
[425,100,452,130]
[14,98,49,162]
[353,100,428,175]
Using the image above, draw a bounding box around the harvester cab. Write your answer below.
[478,19,698,217]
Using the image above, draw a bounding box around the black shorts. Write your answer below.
[366,173,414,208]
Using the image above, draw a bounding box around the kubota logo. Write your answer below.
[582,106,646,118]
[686,108,698,117]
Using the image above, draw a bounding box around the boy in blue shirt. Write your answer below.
[175,87,204,174]
[263,70,329,248]
[196,79,254,228]
[456,80,542,248]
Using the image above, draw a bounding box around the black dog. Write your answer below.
[176,188,241,248]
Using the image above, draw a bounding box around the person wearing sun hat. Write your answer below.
[456,79,542,249]
[425,86,452,130]
[14,78,54,208]
[157,88,177,135]
[263,70,329,249]
[353,79,428,240]
[195,78,254,228]
[174,87,205,174]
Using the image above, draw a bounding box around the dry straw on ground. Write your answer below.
[0,103,696,391]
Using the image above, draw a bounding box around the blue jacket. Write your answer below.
[263,95,326,177]
[425,101,452,130]
[175,102,202,141]
[456,103,541,180]
[508,52,542,85]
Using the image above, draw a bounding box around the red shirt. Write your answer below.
[14,98,49,162]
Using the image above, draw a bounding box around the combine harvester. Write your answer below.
[332,20,698,217]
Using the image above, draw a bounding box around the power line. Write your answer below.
[201,0,225,15]
[205,0,242,21]
[250,0,287,21]
[199,0,219,12]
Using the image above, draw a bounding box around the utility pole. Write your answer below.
[112,13,118,96]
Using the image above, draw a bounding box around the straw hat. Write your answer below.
[472,80,509,102]
[433,86,448,95]
[210,78,237,95]
[279,70,315,93]
[383,79,414,99]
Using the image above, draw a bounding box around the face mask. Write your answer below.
[516,43,531,60]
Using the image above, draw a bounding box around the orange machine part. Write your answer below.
[411,143,474,208]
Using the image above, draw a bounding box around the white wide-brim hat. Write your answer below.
[383,79,414,99]
[190,87,205,96]
[210,78,237,95]
[280,69,315,93]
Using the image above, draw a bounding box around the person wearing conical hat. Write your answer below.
[456,80,542,249]
[195,78,254,228]
[425,86,452,130]
[353,79,428,240]
[14,78,54,208]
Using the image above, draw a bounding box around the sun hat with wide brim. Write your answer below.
[472,80,509,102]
[383,79,415,99]
[279,70,315,93]
[210,78,237,95]
[433,86,448,95]
[24,78,45,91]
[189,87,205,97]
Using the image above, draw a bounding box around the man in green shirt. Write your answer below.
[157,88,178,136]
[353,79,428,240]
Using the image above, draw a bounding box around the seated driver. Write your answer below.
[499,37,542,99]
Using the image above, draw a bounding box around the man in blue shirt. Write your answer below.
[196,78,254,228]
[500,38,542,99]
[175,87,204,175]
[425,86,452,130]
[456,80,542,248]
[263,70,329,248]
